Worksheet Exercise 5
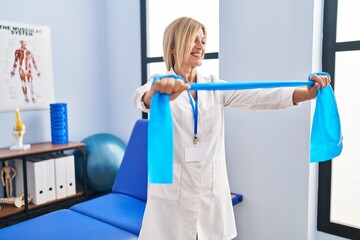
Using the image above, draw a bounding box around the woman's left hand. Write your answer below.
[307,73,331,99]
[292,73,331,104]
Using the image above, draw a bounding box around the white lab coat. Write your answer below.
[133,70,296,240]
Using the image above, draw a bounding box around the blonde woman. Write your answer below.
[134,17,330,240]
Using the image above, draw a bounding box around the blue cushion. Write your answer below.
[71,193,145,235]
[112,119,148,202]
[0,209,137,240]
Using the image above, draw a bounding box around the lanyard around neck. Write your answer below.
[152,73,200,144]
[187,90,198,144]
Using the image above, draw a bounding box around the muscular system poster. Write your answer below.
[0,20,55,112]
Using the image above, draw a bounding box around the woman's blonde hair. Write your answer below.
[163,17,207,71]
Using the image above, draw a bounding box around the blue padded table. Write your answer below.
[70,119,149,236]
[71,193,146,235]
[0,209,138,240]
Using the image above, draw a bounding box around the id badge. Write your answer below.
[185,143,208,162]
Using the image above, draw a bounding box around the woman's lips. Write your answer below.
[191,52,202,58]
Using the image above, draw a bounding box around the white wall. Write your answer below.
[0,0,141,148]
[219,0,347,239]
[104,0,142,143]
[220,1,311,239]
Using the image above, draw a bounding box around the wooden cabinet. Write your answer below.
[0,142,87,228]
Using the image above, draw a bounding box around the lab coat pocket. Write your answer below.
[148,163,181,200]
[212,158,229,196]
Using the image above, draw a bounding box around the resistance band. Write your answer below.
[148,73,343,184]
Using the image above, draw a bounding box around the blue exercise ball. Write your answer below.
[75,133,126,192]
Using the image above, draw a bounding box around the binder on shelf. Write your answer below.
[26,158,47,205]
[38,155,56,202]
[63,154,76,197]
[52,154,67,199]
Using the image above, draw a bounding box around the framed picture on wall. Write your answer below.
[0,20,55,112]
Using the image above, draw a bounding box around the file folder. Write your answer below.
[26,157,47,205]
[64,154,76,196]
[53,154,67,199]
[38,155,56,202]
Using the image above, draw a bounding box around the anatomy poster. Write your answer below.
[0,20,55,112]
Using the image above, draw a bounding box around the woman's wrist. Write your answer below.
[142,93,149,109]
[293,88,312,105]
[141,89,155,109]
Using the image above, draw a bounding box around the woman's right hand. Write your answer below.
[142,77,190,108]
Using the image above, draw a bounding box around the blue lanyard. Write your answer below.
[187,90,198,144]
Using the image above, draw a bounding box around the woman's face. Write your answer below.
[184,28,206,68]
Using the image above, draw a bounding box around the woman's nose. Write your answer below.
[196,41,204,50]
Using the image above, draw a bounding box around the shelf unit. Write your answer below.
[0,142,87,228]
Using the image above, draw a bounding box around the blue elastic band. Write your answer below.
[148,72,343,183]
[148,74,183,184]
